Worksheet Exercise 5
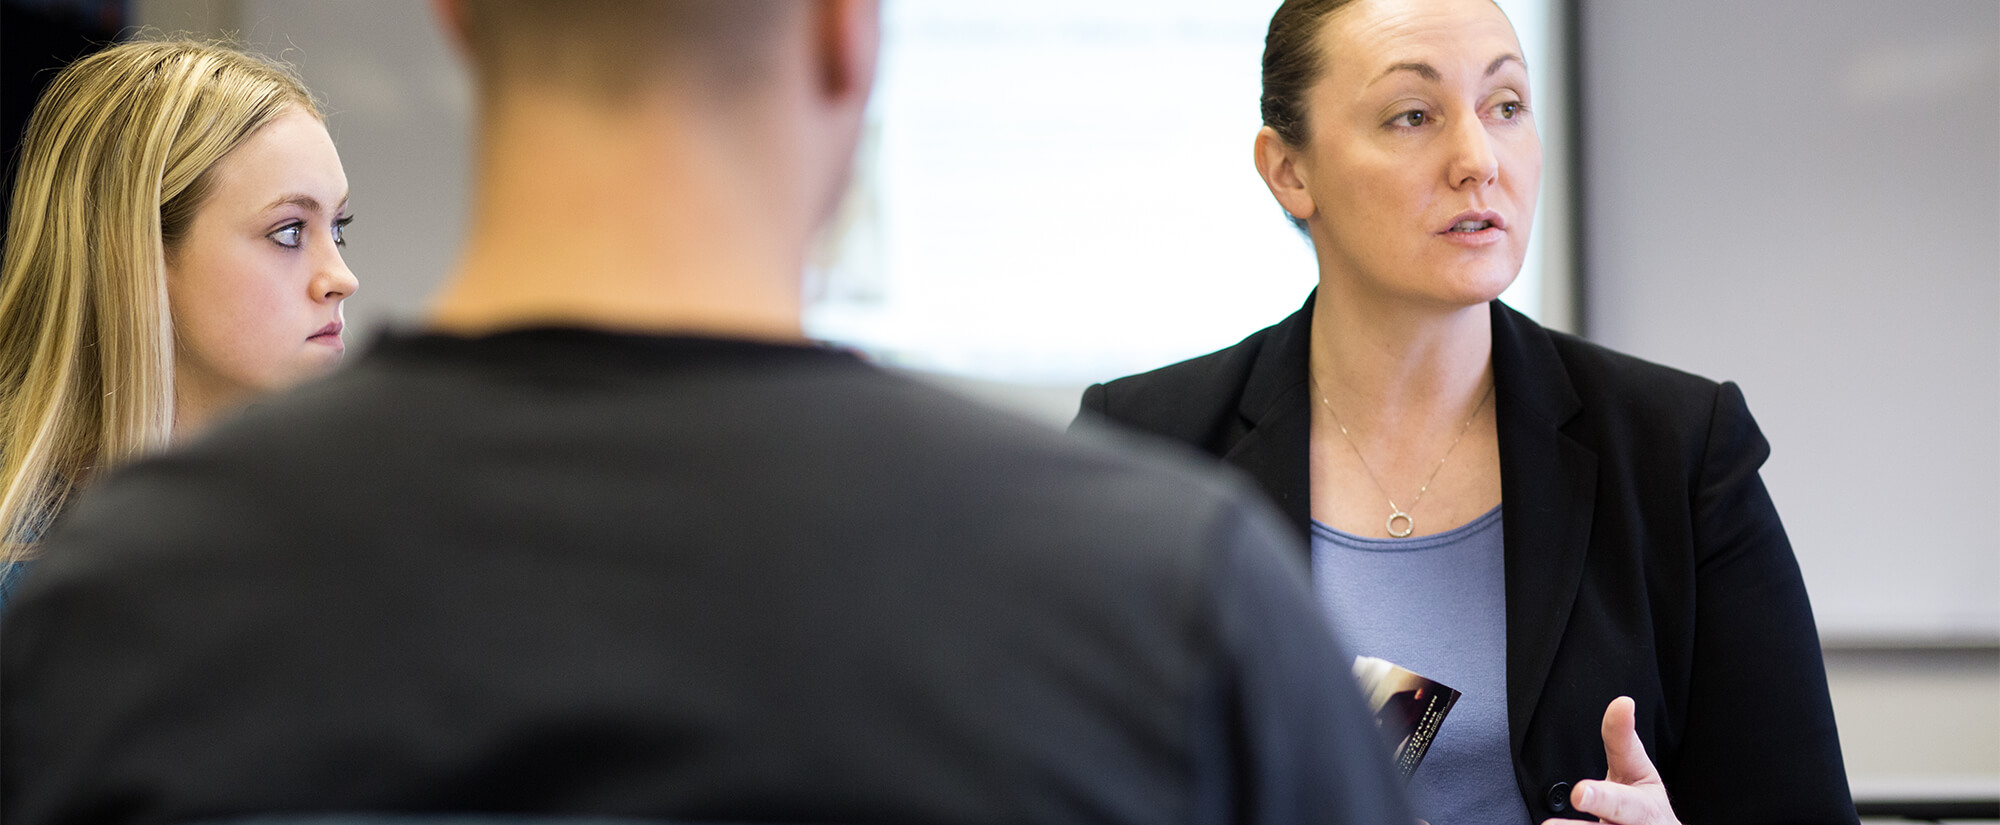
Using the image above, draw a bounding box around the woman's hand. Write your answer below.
[1547,696,1685,825]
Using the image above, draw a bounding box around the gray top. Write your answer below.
[1312,505,1530,825]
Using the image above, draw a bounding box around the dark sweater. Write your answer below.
[3,329,1411,825]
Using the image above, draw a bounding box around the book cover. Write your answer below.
[1352,656,1462,781]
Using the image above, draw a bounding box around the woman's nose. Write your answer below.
[314,250,359,302]
[1447,116,1501,190]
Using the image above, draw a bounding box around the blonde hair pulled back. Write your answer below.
[0,39,318,569]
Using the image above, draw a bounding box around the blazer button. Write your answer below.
[1546,781,1572,812]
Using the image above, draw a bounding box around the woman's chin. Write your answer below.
[1327,251,1522,312]
[1429,265,1521,309]
[276,351,348,388]
[1371,276,1519,314]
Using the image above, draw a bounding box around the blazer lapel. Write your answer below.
[1490,302,1598,762]
[1221,293,1317,552]
[1210,296,1597,761]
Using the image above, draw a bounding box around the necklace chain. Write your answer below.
[1313,377,1494,538]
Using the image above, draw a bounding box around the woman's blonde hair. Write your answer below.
[0,39,319,570]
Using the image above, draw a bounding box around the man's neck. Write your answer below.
[428,90,811,342]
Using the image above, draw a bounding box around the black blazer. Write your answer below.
[1077,294,1858,824]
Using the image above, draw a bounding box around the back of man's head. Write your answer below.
[454,0,795,102]
[424,0,877,342]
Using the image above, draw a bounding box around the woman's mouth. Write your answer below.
[309,321,344,349]
[1438,210,1507,246]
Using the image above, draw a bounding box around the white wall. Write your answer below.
[1579,0,1999,648]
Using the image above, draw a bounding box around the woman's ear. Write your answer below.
[1253,126,1316,223]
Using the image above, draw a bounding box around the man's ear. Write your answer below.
[1254,126,1316,223]
[431,0,472,59]
[814,0,880,104]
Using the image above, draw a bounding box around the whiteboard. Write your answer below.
[1577,0,1999,645]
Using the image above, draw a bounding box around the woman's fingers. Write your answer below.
[1599,695,1660,785]
[1573,778,1672,825]
[1569,697,1681,825]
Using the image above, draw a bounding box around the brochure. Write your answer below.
[1352,655,1462,781]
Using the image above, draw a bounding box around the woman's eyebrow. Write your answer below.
[1372,53,1525,85]
[1485,53,1524,76]
[260,193,350,214]
[1376,61,1442,83]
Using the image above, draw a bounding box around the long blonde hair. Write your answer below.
[0,39,319,570]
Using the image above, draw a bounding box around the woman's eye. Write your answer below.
[1497,101,1521,119]
[269,224,303,249]
[1392,110,1427,128]
[333,216,352,247]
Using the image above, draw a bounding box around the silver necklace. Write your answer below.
[1313,378,1494,538]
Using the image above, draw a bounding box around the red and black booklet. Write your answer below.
[1352,656,1462,781]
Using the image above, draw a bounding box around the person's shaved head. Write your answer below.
[456,0,796,101]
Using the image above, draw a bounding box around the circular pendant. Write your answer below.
[1386,510,1414,538]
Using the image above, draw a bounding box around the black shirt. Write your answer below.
[4,329,1410,825]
